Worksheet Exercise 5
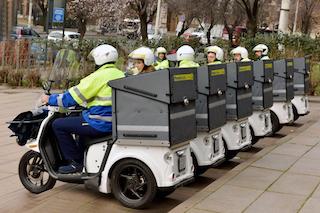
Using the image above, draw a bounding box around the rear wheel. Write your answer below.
[270,110,282,135]
[111,159,157,209]
[292,104,300,122]
[250,126,259,145]
[191,153,208,177]
[19,150,56,194]
[223,138,239,160]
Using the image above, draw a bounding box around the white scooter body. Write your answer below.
[248,109,272,137]
[270,102,294,124]
[26,106,194,193]
[190,129,225,167]
[292,95,310,115]
[221,118,252,150]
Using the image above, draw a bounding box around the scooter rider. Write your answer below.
[253,44,270,60]
[231,46,251,62]
[154,47,170,70]
[128,46,155,75]
[176,45,200,68]
[41,44,125,174]
[205,46,224,65]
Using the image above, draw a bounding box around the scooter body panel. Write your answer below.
[190,130,225,167]
[98,143,193,194]
[248,110,272,137]
[292,95,310,116]
[270,102,294,124]
[221,119,252,150]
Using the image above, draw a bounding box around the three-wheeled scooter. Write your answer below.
[270,59,294,133]
[221,61,253,159]
[291,56,311,121]
[191,64,227,175]
[8,68,197,209]
[248,60,274,143]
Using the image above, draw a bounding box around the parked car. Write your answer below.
[11,26,41,40]
[48,31,80,41]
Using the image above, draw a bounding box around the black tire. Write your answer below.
[250,126,259,145]
[223,138,239,160]
[270,110,283,135]
[292,104,300,122]
[18,150,56,194]
[191,153,208,177]
[156,187,175,198]
[111,159,157,209]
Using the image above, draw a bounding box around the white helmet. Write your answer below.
[205,46,224,61]
[176,45,195,61]
[253,44,269,56]
[231,46,249,60]
[129,47,154,66]
[155,47,167,56]
[89,44,118,66]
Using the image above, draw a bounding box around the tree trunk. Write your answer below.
[140,13,148,42]
[207,22,214,45]
[78,19,87,39]
[247,19,257,37]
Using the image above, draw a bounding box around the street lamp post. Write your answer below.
[154,0,161,36]
[28,0,33,27]
[278,0,291,34]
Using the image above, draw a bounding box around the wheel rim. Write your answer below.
[117,165,148,201]
[25,154,50,187]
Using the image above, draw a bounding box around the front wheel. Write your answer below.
[19,150,56,194]
[270,110,283,135]
[111,159,157,209]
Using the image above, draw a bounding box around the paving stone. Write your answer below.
[227,167,282,190]
[289,157,320,177]
[195,185,263,213]
[311,184,320,199]
[187,208,218,213]
[271,143,312,157]
[303,145,320,161]
[244,192,306,213]
[289,135,320,146]
[299,198,320,213]
[268,173,320,196]
[252,153,299,171]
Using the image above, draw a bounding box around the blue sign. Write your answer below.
[53,8,65,23]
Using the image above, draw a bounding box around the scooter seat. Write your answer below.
[82,134,113,147]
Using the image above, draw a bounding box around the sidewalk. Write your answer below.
[171,104,320,213]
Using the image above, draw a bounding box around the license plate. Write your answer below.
[178,155,186,172]
[213,137,219,153]
[241,124,247,140]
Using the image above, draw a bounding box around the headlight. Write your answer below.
[164,152,172,162]
[259,114,264,120]
[204,137,210,145]
[233,124,238,132]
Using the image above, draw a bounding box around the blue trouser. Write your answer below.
[52,116,107,163]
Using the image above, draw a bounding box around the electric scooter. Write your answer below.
[8,68,197,209]
[191,64,227,176]
[291,56,311,121]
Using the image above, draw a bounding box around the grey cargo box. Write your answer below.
[293,56,310,95]
[252,60,274,110]
[226,62,254,89]
[196,64,227,131]
[108,68,197,147]
[273,59,294,102]
[226,62,253,120]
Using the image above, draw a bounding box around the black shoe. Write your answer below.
[58,161,83,174]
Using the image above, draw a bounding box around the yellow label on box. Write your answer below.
[287,61,293,67]
[173,73,194,82]
[211,69,225,76]
[265,63,273,69]
[239,65,252,72]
